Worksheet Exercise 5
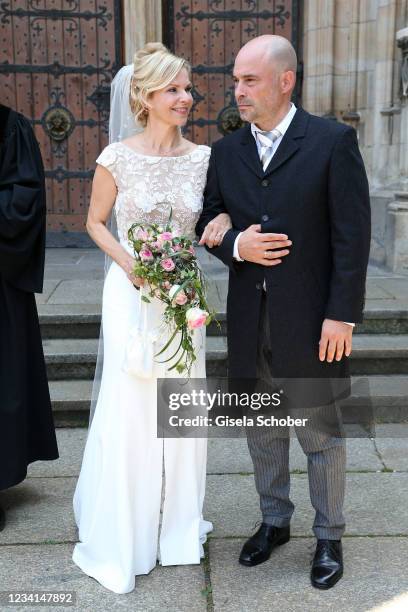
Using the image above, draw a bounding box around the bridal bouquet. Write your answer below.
[127,210,215,376]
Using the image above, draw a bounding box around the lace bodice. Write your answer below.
[95,142,211,244]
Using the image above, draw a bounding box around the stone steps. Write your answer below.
[42,336,227,380]
[48,375,408,427]
[38,280,408,424]
[42,334,408,380]
[38,308,408,339]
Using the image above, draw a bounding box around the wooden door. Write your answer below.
[0,1,123,245]
[164,0,302,145]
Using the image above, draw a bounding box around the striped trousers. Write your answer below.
[245,291,346,540]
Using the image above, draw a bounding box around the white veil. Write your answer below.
[89,63,142,426]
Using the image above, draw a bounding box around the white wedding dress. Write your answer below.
[72,142,213,594]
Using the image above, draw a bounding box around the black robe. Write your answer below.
[0,104,58,490]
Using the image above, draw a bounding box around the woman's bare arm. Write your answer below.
[86,165,143,287]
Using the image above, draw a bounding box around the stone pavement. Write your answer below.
[1,427,408,611]
[0,249,407,611]
[36,247,408,316]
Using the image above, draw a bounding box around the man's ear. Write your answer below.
[281,70,296,95]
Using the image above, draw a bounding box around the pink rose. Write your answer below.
[186,307,208,329]
[136,228,149,241]
[175,292,188,305]
[169,284,188,306]
[173,244,182,251]
[161,258,175,271]
[140,249,154,262]
[157,231,173,245]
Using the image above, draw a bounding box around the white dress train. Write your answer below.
[72,143,213,594]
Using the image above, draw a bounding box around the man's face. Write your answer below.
[233,48,283,126]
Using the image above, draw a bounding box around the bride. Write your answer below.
[72,43,231,594]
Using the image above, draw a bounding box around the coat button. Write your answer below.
[261,179,269,187]
[261,214,269,221]
[255,282,262,290]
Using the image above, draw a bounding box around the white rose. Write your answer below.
[168,285,181,300]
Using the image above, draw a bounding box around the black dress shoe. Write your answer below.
[310,539,343,589]
[0,504,5,532]
[239,523,290,567]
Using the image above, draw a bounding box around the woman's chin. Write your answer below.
[169,112,190,126]
[150,112,190,128]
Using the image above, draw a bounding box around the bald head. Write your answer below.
[233,35,297,130]
[237,35,297,74]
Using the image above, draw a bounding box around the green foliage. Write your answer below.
[126,208,218,376]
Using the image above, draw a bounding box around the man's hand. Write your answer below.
[237,224,292,266]
[199,213,232,248]
[319,319,353,362]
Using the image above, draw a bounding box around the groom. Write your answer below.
[196,35,370,589]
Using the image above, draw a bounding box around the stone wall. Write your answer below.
[302,1,407,187]
[122,0,162,63]
[301,0,408,271]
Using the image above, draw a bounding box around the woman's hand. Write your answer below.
[199,212,232,248]
[123,256,145,289]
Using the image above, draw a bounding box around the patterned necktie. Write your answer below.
[256,128,281,168]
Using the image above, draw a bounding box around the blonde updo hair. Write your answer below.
[129,42,192,127]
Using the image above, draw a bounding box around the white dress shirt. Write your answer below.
[231,103,355,327]
[251,103,298,171]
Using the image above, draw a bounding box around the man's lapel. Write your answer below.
[237,108,310,179]
[263,107,309,177]
[238,125,264,179]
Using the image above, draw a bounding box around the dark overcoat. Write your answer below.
[196,108,371,404]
